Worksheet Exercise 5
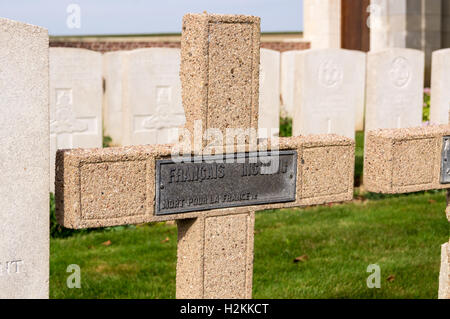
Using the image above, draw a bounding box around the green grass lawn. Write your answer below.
[50,190,449,299]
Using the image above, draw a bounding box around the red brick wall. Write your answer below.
[49,40,310,53]
[261,41,310,52]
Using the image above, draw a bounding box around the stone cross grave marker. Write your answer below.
[364,125,450,298]
[0,18,49,298]
[56,13,355,299]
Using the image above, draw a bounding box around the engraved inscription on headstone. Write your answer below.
[155,151,297,215]
[440,136,450,184]
[0,260,24,276]
[51,89,88,136]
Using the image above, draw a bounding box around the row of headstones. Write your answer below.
[50,46,280,147]
[284,47,450,139]
[52,46,450,152]
[49,46,280,191]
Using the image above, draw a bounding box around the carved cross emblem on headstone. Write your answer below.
[50,89,88,135]
[56,13,355,299]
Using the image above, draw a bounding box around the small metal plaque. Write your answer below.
[440,136,450,184]
[155,151,297,215]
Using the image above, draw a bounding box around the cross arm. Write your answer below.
[55,134,354,229]
[364,125,450,193]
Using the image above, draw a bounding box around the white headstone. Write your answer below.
[259,49,280,138]
[0,18,49,298]
[49,48,103,191]
[103,50,126,145]
[365,48,424,131]
[122,48,185,146]
[430,49,450,125]
[292,48,366,139]
[280,50,298,118]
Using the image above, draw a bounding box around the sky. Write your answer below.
[0,0,304,36]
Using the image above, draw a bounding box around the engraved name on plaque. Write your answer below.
[155,150,297,215]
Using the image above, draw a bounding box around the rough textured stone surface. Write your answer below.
[180,13,260,145]
[176,212,254,299]
[258,48,280,138]
[364,125,450,193]
[0,18,49,299]
[365,48,424,131]
[103,50,126,145]
[55,134,353,228]
[292,48,366,139]
[49,48,103,192]
[439,241,450,299]
[430,48,450,125]
[122,48,185,146]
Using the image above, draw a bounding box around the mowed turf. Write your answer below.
[50,190,449,299]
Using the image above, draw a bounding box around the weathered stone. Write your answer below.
[180,14,260,145]
[0,18,49,299]
[364,125,450,193]
[176,212,254,299]
[55,134,354,228]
